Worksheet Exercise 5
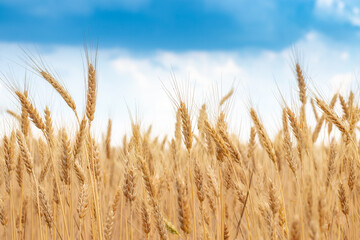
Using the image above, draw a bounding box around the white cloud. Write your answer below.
[316,0,334,8]
[305,32,318,41]
[353,6,359,14]
[349,15,360,26]
[337,1,345,12]
[1,31,360,142]
[340,51,349,60]
[109,51,247,139]
[330,72,353,94]
[315,0,360,27]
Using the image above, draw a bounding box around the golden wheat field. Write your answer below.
[0,51,358,240]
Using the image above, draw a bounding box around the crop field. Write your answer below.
[0,53,358,240]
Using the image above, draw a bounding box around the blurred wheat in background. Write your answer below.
[0,49,358,240]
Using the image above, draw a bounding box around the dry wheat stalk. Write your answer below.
[73,117,87,161]
[123,164,136,203]
[316,98,348,136]
[60,130,72,185]
[339,95,349,120]
[179,102,193,152]
[204,120,229,162]
[220,88,234,106]
[310,99,319,121]
[312,94,337,142]
[16,90,46,131]
[3,136,14,174]
[86,63,97,122]
[52,178,60,205]
[15,155,23,188]
[105,119,112,159]
[6,110,21,122]
[338,182,349,216]
[197,104,207,139]
[176,179,191,235]
[20,90,30,137]
[175,108,182,146]
[104,207,115,240]
[141,200,151,238]
[44,106,54,148]
[290,218,300,240]
[282,108,296,175]
[74,160,86,185]
[38,186,53,229]
[296,63,306,106]
[39,155,51,183]
[250,108,277,164]
[286,108,304,147]
[16,130,33,175]
[153,204,168,240]
[77,183,89,219]
[39,70,77,116]
[218,127,241,163]
[194,162,205,202]
[268,180,279,216]
[326,139,336,188]
[0,199,8,226]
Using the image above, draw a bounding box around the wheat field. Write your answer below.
[0,52,358,240]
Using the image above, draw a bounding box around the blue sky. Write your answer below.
[0,0,360,141]
[0,0,359,50]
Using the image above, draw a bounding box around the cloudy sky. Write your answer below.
[0,0,359,142]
